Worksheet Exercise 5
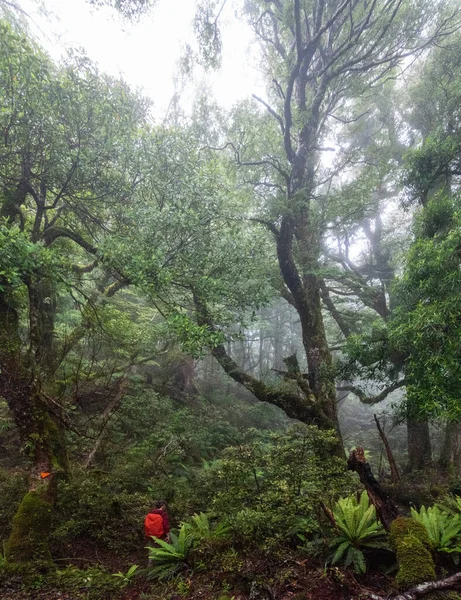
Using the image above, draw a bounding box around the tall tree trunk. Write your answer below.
[407,416,432,471]
[4,385,66,564]
[439,421,461,476]
[27,275,57,371]
[276,156,342,450]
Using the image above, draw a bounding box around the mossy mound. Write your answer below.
[389,517,459,599]
[5,491,53,563]
[389,515,431,547]
[393,534,436,590]
[390,517,435,591]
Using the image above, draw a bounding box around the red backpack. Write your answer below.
[144,512,165,538]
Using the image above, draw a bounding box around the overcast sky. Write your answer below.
[19,0,263,119]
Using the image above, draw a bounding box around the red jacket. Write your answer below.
[145,509,170,538]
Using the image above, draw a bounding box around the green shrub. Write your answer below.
[112,564,140,587]
[438,494,461,517]
[52,474,151,553]
[203,425,352,548]
[329,491,389,574]
[0,564,123,599]
[52,566,124,599]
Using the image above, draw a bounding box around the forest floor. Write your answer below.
[0,543,394,600]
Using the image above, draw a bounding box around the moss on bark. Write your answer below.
[44,415,69,474]
[5,491,53,564]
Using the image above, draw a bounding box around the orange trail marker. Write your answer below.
[40,472,51,479]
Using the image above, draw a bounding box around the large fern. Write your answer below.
[411,504,461,560]
[146,523,195,580]
[329,491,389,574]
[438,495,461,517]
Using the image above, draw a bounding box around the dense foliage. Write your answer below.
[2,1,461,599]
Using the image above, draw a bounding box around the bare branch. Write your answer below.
[247,217,279,237]
[320,281,352,338]
[82,377,127,469]
[374,414,400,483]
[252,93,285,136]
[193,289,335,430]
[338,380,406,404]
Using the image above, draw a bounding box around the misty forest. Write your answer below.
[3,0,461,598]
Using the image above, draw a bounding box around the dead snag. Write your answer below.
[347,447,400,530]
[374,414,400,483]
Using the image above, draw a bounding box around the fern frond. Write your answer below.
[351,548,366,574]
[331,540,350,564]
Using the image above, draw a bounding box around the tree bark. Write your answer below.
[374,414,400,483]
[439,421,461,476]
[347,447,400,531]
[407,416,432,471]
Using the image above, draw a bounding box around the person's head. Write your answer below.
[155,499,167,511]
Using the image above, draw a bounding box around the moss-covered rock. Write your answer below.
[5,491,53,564]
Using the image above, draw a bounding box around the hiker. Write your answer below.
[144,500,171,567]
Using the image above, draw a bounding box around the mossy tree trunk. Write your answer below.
[0,285,67,563]
[389,517,436,593]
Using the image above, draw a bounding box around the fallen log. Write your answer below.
[367,571,461,599]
